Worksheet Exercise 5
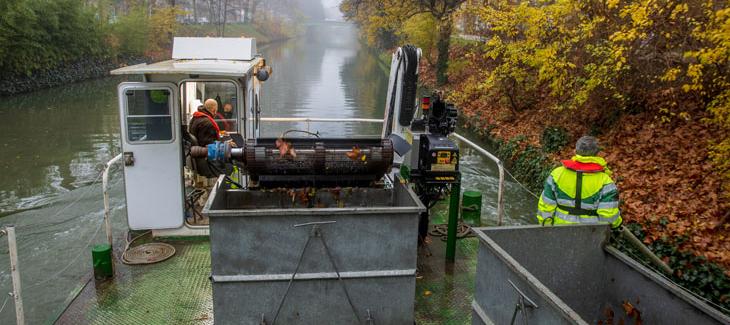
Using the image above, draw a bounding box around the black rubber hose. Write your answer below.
[207,161,245,189]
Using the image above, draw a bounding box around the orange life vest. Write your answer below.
[193,110,221,136]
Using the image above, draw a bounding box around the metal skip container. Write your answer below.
[471,225,730,325]
[203,176,425,325]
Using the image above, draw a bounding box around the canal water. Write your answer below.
[0,21,536,324]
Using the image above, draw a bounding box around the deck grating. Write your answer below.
[56,229,478,324]
[56,241,214,325]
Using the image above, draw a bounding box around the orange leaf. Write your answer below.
[346,146,361,160]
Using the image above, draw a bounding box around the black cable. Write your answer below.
[206,161,245,189]
[281,129,320,138]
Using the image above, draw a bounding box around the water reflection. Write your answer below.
[259,22,388,137]
[0,77,124,215]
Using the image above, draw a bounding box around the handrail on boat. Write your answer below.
[254,117,385,134]
[256,117,385,123]
[250,117,507,225]
[103,154,123,248]
[451,133,505,225]
[1,225,24,325]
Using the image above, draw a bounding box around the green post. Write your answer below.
[92,244,113,280]
[446,179,461,262]
[462,191,482,227]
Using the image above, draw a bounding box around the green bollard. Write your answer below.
[462,191,482,227]
[446,179,461,262]
[92,244,113,280]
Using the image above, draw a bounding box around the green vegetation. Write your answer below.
[0,1,183,77]
[614,223,730,311]
[0,0,304,84]
[340,0,467,85]
[540,126,570,154]
[0,0,105,76]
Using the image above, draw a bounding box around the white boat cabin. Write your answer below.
[111,37,270,236]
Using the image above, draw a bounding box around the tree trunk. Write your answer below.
[221,0,229,36]
[244,0,251,23]
[249,0,259,24]
[207,0,216,25]
[239,0,246,22]
[192,0,197,23]
[435,16,453,86]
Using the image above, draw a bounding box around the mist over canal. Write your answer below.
[0,21,535,324]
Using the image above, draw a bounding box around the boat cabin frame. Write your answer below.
[111,37,266,236]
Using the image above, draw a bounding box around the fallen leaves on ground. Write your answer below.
[420,43,730,270]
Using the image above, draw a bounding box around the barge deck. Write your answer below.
[55,217,478,324]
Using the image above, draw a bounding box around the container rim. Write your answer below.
[202,175,427,217]
[472,226,589,324]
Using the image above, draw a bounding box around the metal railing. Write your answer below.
[103,154,123,248]
[255,117,385,134]
[451,133,505,225]
[1,226,24,325]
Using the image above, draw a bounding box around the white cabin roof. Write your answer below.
[173,37,256,61]
[110,59,257,77]
[111,37,259,77]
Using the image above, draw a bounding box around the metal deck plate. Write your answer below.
[56,240,213,325]
[57,235,478,324]
[415,236,479,324]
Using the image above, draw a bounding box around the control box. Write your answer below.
[416,134,459,183]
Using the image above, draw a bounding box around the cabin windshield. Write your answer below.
[181,80,239,133]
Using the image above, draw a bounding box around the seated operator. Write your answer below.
[189,99,221,147]
[222,102,234,119]
[216,102,233,131]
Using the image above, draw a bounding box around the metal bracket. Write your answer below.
[508,280,539,325]
[123,152,135,166]
[268,221,364,325]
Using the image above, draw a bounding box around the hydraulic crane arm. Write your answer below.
[382,45,421,141]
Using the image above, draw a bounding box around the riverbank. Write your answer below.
[416,40,730,310]
[0,57,147,97]
[0,23,290,97]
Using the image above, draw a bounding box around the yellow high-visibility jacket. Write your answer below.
[537,155,622,228]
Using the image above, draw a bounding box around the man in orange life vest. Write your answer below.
[187,99,223,225]
[189,99,221,147]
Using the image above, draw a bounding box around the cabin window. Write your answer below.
[125,89,174,143]
[180,81,239,134]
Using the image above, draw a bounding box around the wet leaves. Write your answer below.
[622,300,643,325]
[276,137,297,158]
[596,301,642,325]
[346,146,362,160]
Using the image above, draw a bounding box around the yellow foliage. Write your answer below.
[148,7,186,54]
[452,0,730,195]
[400,14,438,62]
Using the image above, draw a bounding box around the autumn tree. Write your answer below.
[341,0,466,85]
[445,0,730,273]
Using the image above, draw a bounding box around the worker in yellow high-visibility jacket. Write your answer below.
[537,136,622,228]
